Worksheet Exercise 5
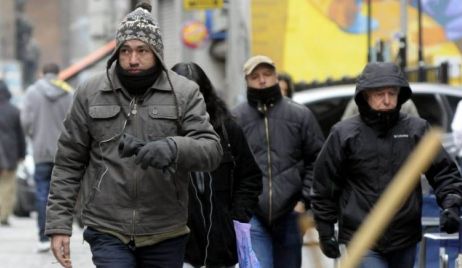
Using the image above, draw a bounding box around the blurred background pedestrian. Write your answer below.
[452,99,462,169]
[20,63,73,252]
[278,72,294,99]
[0,80,26,227]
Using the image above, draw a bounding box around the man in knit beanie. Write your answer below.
[45,2,222,267]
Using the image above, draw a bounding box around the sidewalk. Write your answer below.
[0,213,333,268]
[0,214,93,268]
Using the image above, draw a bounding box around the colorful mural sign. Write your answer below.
[251,0,462,85]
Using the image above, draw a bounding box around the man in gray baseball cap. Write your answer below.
[232,55,325,267]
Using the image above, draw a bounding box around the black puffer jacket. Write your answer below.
[185,118,262,266]
[311,62,462,252]
[0,80,26,171]
[233,94,324,224]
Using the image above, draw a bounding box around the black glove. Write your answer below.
[303,198,311,211]
[118,134,145,158]
[134,138,177,170]
[231,208,251,223]
[316,220,340,258]
[440,207,460,234]
[320,236,341,259]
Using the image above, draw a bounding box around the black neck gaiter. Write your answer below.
[116,63,161,96]
[247,83,283,108]
[359,105,401,135]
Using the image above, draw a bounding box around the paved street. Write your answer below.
[0,213,333,268]
[0,214,93,268]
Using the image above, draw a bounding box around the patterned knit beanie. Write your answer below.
[107,1,164,68]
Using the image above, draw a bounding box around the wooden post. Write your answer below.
[340,128,443,268]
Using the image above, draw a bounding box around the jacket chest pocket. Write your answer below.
[146,105,179,139]
[89,105,124,141]
[391,135,414,165]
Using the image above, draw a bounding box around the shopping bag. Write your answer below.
[233,220,261,268]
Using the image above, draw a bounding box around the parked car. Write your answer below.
[293,82,462,159]
[293,82,462,134]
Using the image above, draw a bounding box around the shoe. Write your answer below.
[36,241,50,253]
[0,219,9,226]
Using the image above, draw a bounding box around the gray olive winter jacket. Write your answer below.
[45,66,222,237]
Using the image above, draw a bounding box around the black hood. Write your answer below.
[354,62,412,134]
[354,62,412,110]
[0,80,11,102]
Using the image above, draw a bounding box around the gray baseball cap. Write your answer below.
[243,55,276,75]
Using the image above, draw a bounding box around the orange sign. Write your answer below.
[181,21,209,49]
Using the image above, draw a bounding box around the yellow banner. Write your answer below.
[183,0,223,10]
[251,0,289,70]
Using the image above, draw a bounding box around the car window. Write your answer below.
[412,93,443,128]
[306,96,351,137]
[447,95,461,114]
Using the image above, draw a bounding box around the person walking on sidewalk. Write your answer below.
[21,62,73,252]
[172,62,262,268]
[45,2,222,268]
[311,62,462,268]
[0,80,26,227]
[232,55,324,268]
[451,99,462,168]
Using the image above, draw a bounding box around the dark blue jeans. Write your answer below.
[83,227,188,268]
[250,212,302,268]
[358,244,417,268]
[34,162,53,242]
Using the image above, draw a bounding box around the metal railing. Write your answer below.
[295,62,450,91]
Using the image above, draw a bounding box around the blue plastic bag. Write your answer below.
[233,220,261,268]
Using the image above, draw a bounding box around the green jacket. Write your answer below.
[45,66,222,237]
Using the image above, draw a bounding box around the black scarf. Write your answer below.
[116,63,161,96]
[359,105,401,135]
[247,83,283,108]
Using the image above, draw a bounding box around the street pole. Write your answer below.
[417,0,426,82]
[225,0,250,106]
[399,0,407,71]
[367,0,372,63]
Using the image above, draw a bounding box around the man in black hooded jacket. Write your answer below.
[311,62,462,268]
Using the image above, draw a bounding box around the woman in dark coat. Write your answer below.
[0,80,26,225]
[172,62,262,268]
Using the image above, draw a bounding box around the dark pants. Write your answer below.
[83,227,188,268]
[34,162,53,242]
[358,244,417,268]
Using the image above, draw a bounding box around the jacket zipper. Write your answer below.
[131,210,136,242]
[263,104,273,224]
[131,97,138,240]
